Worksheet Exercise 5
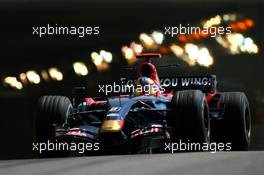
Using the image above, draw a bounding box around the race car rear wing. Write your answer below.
[121,75,217,94]
[159,75,217,93]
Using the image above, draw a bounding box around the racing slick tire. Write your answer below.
[34,96,73,157]
[212,92,251,151]
[170,90,210,145]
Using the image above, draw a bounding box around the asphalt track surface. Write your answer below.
[0,151,263,175]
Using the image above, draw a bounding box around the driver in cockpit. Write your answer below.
[134,62,161,96]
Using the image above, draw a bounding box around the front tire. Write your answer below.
[212,92,251,150]
[169,90,210,144]
[34,96,73,157]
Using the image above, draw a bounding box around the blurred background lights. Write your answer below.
[139,33,155,48]
[73,62,89,76]
[203,15,222,28]
[244,19,254,28]
[100,50,113,63]
[222,14,237,22]
[170,44,184,57]
[90,50,113,71]
[243,37,259,54]
[41,70,50,81]
[170,43,214,67]
[130,42,143,54]
[217,33,259,54]
[48,67,63,81]
[4,76,23,90]
[196,47,214,67]
[91,51,103,66]
[226,33,244,46]
[19,73,28,84]
[151,31,164,45]
[0,13,260,91]
[215,36,229,48]
[185,43,199,60]
[26,70,40,84]
[121,46,135,60]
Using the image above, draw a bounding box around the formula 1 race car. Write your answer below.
[34,53,251,157]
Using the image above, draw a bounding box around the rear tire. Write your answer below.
[169,90,210,145]
[212,92,251,150]
[34,96,73,157]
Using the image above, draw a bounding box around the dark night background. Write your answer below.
[0,0,263,159]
